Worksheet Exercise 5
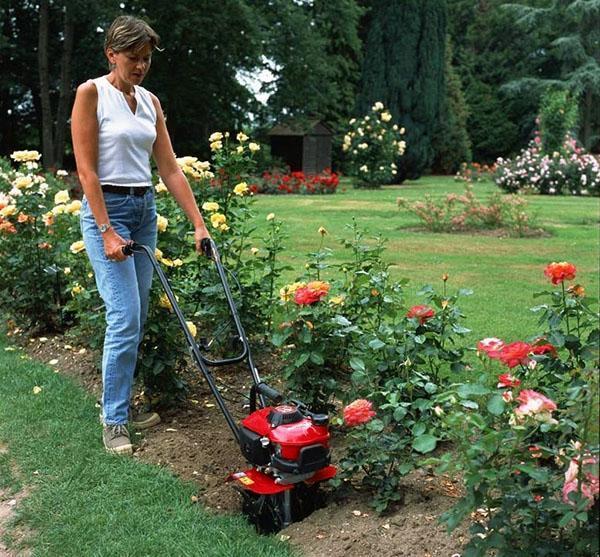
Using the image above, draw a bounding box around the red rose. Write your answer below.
[497,373,521,389]
[294,280,330,305]
[497,341,532,369]
[544,262,577,285]
[406,304,436,325]
[343,399,376,427]
[531,343,557,357]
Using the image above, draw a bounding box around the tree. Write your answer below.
[447,0,546,161]
[431,37,472,174]
[311,0,363,165]
[503,0,600,151]
[357,0,447,180]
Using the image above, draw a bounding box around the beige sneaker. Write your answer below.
[130,410,161,430]
[103,424,133,455]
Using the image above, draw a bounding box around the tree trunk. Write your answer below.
[38,0,54,168]
[54,2,75,168]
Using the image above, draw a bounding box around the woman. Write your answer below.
[71,15,210,455]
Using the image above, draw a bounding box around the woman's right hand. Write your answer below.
[103,229,130,262]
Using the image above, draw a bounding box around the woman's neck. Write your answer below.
[107,72,134,95]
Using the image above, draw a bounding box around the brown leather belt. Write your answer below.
[101,184,150,197]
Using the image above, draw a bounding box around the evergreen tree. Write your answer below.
[357,0,447,180]
[503,0,600,151]
[432,37,471,174]
[312,0,364,166]
[447,0,544,161]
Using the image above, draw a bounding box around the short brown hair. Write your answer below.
[104,15,160,53]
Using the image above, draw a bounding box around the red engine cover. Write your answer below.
[241,406,330,461]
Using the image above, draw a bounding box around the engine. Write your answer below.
[238,404,332,483]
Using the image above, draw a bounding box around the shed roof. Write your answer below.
[268,119,332,137]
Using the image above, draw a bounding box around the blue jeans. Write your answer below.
[80,190,157,425]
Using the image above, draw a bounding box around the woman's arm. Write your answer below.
[71,82,129,261]
[150,94,210,252]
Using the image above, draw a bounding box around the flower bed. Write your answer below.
[250,168,339,195]
[494,136,600,196]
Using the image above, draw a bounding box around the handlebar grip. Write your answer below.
[200,237,213,258]
[256,382,283,403]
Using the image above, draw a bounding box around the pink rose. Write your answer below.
[515,389,558,424]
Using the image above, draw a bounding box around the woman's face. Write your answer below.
[106,43,152,85]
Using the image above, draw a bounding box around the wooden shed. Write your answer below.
[267,120,332,174]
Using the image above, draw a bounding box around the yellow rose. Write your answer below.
[176,156,198,167]
[158,293,172,310]
[248,142,260,153]
[155,248,164,261]
[329,295,345,306]
[0,205,17,217]
[161,258,174,267]
[208,132,223,143]
[63,267,71,275]
[266,213,275,221]
[202,201,220,212]
[155,179,168,193]
[54,190,70,205]
[71,284,84,296]
[157,214,168,233]
[52,204,66,215]
[372,101,384,111]
[13,176,33,189]
[56,169,68,177]
[380,111,392,122]
[210,140,223,152]
[173,258,183,267]
[186,321,197,338]
[279,281,306,302]
[236,145,244,154]
[10,150,41,163]
[66,200,82,215]
[69,240,85,254]
[210,213,226,229]
[218,223,230,232]
[236,131,249,142]
[233,182,248,196]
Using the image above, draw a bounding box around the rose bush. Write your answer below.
[428,262,599,556]
[494,135,600,196]
[398,184,539,237]
[251,168,339,195]
[343,102,407,188]
[0,151,87,331]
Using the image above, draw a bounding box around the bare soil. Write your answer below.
[13,331,469,557]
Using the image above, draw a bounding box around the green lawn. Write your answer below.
[0,336,294,557]
[250,177,599,342]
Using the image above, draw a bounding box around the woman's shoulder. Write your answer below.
[76,78,102,97]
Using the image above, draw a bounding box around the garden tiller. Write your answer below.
[124,239,336,532]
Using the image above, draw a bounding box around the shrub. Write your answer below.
[251,168,339,195]
[494,136,600,196]
[0,152,85,332]
[430,262,599,556]
[343,102,407,188]
[273,222,471,511]
[397,184,539,237]
[454,162,497,184]
[539,89,579,155]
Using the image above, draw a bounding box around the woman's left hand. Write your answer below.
[194,224,211,253]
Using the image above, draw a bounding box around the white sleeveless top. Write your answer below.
[91,76,157,187]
